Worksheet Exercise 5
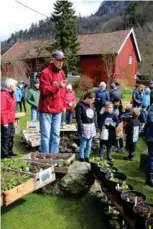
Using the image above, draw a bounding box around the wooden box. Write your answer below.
[23,130,40,142]
[24,152,75,165]
[3,178,35,206]
[29,135,41,147]
[26,121,40,131]
[23,153,75,174]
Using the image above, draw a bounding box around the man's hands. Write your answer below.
[59,80,68,88]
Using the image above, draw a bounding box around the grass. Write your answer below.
[2,194,107,229]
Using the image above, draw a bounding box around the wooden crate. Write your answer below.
[2,165,56,194]
[29,136,40,147]
[23,130,40,142]
[28,160,74,174]
[24,152,75,166]
[3,178,35,206]
[27,165,56,190]
[26,121,40,131]
[23,153,75,174]
[60,124,77,132]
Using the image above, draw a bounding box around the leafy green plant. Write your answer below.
[116,181,129,191]
[1,171,30,191]
[1,158,46,173]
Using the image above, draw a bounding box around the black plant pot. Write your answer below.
[90,162,99,176]
[133,202,153,229]
[145,218,153,229]
[121,190,146,218]
[115,184,133,201]
[99,166,118,186]
[105,172,127,194]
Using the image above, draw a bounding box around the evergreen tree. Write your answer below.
[48,0,80,75]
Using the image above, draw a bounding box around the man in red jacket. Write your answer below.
[1,78,17,158]
[38,50,67,153]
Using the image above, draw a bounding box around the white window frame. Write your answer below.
[128,56,133,65]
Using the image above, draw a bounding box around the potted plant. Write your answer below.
[115,181,133,199]
[90,157,109,178]
[145,218,153,229]
[99,166,118,186]
[133,202,153,229]
[105,172,127,193]
[121,190,146,218]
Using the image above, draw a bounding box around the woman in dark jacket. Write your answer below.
[145,105,153,187]
[75,92,97,162]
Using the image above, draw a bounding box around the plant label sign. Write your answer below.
[38,168,53,183]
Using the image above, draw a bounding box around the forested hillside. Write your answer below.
[2,1,153,75]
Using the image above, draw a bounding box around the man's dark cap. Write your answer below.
[51,50,65,60]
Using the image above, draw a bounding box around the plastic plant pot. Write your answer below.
[99,166,118,186]
[121,190,146,218]
[145,218,153,229]
[133,202,153,229]
[105,172,127,193]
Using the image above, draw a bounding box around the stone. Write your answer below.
[42,161,94,196]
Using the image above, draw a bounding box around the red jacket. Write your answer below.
[65,90,76,110]
[0,90,16,125]
[38,64,66,114]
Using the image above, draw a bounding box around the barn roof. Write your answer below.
[3,28,141,61]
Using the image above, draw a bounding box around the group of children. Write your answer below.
[75,87,152,163]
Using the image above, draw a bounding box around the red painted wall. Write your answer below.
[114,35,138,87]
[80,55,107,86]
[80,35,139,87]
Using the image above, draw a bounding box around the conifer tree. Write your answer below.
[48,0,80,75]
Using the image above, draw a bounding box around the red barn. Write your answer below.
[2,28,141,87]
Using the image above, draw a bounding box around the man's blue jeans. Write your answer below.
[39,112,62,153]
[31,108,39,121]
[79,136,92,159]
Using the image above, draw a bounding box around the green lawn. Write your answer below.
[2,194,107,229]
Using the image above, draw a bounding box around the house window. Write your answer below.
[128,56,133,65]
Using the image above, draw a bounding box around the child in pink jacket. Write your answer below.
[65,84,76,124]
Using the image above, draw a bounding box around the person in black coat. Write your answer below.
[75,92,97,162]
[109,83,122,103]
[99,101,119,161]
[145,105,153,187]
[132,84,144,107]
[124,108,141,161]
[95,82,110,128]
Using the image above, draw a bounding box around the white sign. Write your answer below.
[38,168,53,183]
